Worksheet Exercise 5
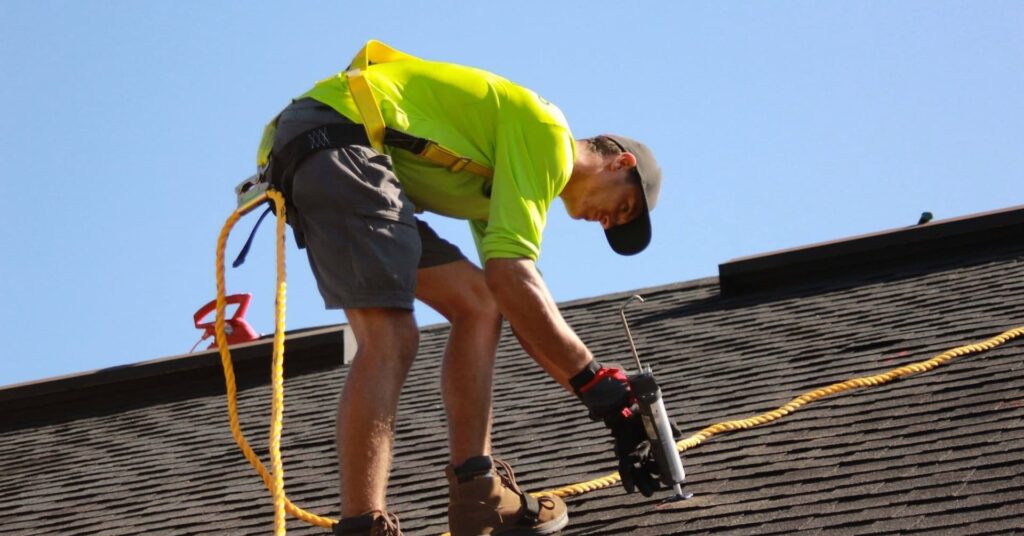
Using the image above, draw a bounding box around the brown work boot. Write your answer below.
[446,456,568,535]
[333,510,402,536]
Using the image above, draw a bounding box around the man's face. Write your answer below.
[568,168,645,230]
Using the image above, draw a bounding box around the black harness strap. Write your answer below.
[231,205,274,267]
[268,123,437,198]
[268,123,371,200]
[235,122,450,266]
[383,128,430,154]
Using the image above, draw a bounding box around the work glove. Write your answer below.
[570,361,681,497]
[607,408,663,496]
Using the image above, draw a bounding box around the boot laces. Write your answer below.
[536,494,557,511]
[374,511,401,536]
[493,459,524,495]
[493,459,557,512]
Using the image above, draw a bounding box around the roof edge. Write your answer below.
[0,278,717,409]
[719,205,1024,295]
[0,325,347,405]
[8,205,1021,409]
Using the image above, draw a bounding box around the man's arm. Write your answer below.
[483,258,591,389]
[486,257,669,496]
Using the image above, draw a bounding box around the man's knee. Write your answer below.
[347,308,420,363]
[439,274,501,326]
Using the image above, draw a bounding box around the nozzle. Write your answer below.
[670,484,692,500]
[654,484,694,509]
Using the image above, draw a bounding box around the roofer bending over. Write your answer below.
[256,41,663,536]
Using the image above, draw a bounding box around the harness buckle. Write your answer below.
[235,172,270,209]
[448,157,473,174]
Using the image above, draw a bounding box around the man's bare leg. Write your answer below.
[416,260,502,466]
[337,307,419,517]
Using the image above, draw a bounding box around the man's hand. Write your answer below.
[606,409,663,497]
[570,361,668,497]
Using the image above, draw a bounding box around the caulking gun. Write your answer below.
[619,295,692,501]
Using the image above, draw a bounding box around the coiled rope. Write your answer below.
[215,190,1023,534]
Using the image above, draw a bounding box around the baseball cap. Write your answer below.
[603,134,662,256]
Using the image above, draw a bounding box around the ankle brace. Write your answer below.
[334,512,375,534]
[453,455,494,483]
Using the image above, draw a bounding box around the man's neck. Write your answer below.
[562,141,601,202]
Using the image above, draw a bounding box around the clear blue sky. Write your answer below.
[1,2,1021,387]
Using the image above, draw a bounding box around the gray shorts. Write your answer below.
[273,99,466,310]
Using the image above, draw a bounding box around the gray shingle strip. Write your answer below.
[789,493,1023,532]
[569,478,1023,535]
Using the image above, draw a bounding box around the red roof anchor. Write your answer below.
[192,293,260,351]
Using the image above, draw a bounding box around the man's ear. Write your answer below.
[614,151,638,171]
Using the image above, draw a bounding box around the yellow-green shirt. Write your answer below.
[295,44,575,262]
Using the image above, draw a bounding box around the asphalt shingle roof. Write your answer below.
[2,209,1023,535]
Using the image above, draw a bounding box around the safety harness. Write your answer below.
[233,40,495,266]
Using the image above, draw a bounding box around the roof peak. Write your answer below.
[719,205,1024,295]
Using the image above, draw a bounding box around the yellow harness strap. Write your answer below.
[345,40,494,179]
[344,69,386,152]
[419,142,494,179]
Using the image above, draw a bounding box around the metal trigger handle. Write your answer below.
[618,294,645,373]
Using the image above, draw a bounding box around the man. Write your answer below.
[258,41,663,536]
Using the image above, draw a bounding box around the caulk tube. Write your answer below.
[630,371,686,487]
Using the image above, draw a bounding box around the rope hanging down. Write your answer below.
[216,191,333,533]
[215,190,1023,535]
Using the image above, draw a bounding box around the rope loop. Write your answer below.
[216,191,336,532]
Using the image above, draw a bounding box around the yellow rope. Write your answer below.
[216,191,1023,534]
[534,324,1024,500]
[215,190,336,531]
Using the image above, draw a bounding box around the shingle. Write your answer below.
[2,219,1024,535]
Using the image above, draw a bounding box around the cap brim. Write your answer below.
[604,208,652,256]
